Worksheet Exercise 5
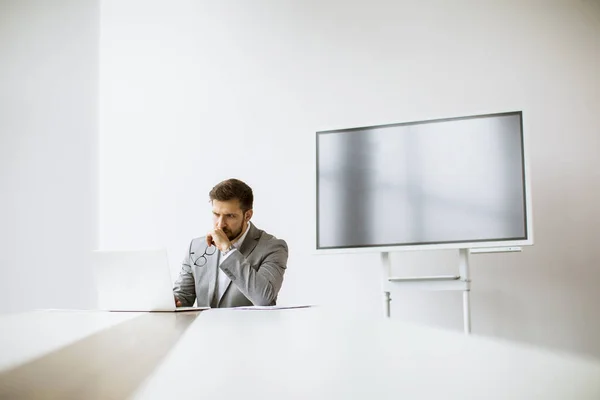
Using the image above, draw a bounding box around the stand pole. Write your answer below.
[459,249,472,334]
[381,252,391,318]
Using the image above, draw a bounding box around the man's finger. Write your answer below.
[206,233,213,247]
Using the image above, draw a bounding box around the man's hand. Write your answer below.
[174,296,182,307]
[206,228,232,252]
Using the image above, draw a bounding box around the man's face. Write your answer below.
[212,199,251,241]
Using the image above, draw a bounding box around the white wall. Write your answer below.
[98,0,600,358]
[0,0,99,313]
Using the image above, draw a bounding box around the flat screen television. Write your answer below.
[315,111,533,252]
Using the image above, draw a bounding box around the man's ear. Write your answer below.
[245,209,253,222]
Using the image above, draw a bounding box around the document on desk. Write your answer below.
[37,307,211,313]
[232,305,314,310]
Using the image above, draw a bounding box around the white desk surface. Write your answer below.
[0,309,140,371]
[1,307,600,399]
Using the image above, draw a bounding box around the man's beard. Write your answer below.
[225,226,243,241]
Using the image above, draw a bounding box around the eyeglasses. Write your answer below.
[190,245,216,267]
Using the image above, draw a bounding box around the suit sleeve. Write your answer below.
[172,240,197,307]
[220,238,288,306]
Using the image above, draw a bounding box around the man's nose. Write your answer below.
[216,217,226,228]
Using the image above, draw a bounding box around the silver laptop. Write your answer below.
[91,249,208,312]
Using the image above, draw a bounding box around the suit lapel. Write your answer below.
[239,223,261,258]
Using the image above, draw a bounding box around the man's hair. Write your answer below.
[209,178,254,212]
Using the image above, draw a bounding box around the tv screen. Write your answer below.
[316,111,532,251]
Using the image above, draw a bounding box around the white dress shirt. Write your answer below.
[216,222,252,302]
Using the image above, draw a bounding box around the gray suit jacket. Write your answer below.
[173,224,288,308]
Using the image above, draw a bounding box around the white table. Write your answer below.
[1,307,600,399]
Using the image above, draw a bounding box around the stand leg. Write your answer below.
[384,291,391,318]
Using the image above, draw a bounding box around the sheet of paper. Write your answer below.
[231,305,314,310]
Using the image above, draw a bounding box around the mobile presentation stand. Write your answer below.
[381,247,521,334]
[381,249,471,333]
